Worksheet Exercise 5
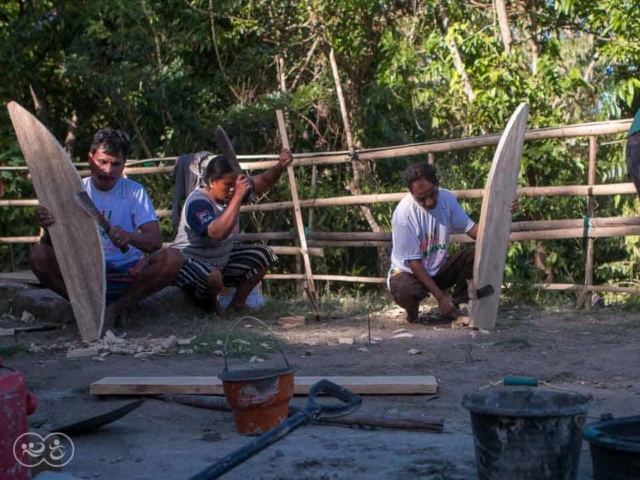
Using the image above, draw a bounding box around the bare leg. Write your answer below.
[205,268,225,316]
[102,248,183,335]
[29,244,68,299]
[228,267,267,311]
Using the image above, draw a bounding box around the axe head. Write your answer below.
[213,126,242,174]
[475,284,495,300]
[212,126,256,203]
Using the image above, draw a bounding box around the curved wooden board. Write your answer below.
[8,102,105,341]
[470,103,529,330]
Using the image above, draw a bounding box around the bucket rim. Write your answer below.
[218,366,294,382]
[461,388,592,417]
[584,415,640,453]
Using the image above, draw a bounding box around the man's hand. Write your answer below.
[278,148,293,169]
[437,294,458,317]
[510,197,519,214]
[108,226,131,249]
[36,206,55,228]
[233,175,251,201]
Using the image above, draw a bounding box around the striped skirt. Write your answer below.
[173,243,277,301]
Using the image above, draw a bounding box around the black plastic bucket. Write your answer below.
[462,388,591,480]
[584,415,640,480]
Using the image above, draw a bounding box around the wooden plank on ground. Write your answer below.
[90,375,438,396]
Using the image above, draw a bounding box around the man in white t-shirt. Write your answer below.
[30,129,183,336]
[389,162,479,323]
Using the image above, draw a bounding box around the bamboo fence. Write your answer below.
[1,118,639,300]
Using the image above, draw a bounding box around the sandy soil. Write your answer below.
[2,300,640,479]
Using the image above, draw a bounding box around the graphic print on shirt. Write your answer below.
[195,209,214,224]
[420,223,447,270]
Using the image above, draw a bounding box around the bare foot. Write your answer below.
[405,306,419,323]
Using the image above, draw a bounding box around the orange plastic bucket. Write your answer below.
[219,317,294,436]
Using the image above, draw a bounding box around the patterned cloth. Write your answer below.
[172,243,277,301]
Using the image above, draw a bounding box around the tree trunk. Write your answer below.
[438,4,475,103]
[328,48,390,277]
[28,82,50,125]
[64,109,79,157]
[495,0,512,54]
[526,0,540,75]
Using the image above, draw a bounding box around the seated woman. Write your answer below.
[172,150,292,313]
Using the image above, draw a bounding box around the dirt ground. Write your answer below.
[2,296,640,480]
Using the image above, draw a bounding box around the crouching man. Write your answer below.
[388,162,478,323]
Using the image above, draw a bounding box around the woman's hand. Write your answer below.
[278,148,293,169]
[233,175,251,201]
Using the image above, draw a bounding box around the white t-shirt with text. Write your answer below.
[390,190,474,277]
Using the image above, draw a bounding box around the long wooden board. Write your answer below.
[470,103,529,330]
[90,375,438,396]
[8,102,105,341]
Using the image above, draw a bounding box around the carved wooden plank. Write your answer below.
[470,104,529,330]
[7,102,105,341]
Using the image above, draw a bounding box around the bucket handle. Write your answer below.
[222,316,291,372]
[480,377,576,392]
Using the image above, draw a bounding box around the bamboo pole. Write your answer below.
[533,283,640,294]
[268,246,324,257]
[308,165,318,232]
[235,232,296,242]
[1,119,632,173]
[585,136,598,309]
[11,182,635,213]
[235,183,637,213]
[5,216,640,247]
[308,240,391,248]
[276,110,319,318]
[264,274,385,283]
[265,275,640,294]
[307,225,640,245]
[510,216,640,231]
[0,236,40,243]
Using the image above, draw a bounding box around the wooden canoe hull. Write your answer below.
[8,102,105,341]
[470,103,529,330]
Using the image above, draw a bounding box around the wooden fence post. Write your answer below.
[584,136,598,309]
[276,110,320,320]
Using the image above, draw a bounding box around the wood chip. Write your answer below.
[0,328,15,337]
[408,349,422,355]
[67,346,100,359]
[393,333,414,339]
[278,315,305,329]
[392,328,408,334]
[177,336,196,346]
[20,311,36,324]
[162,335,178,350]
[357,347,369,352]
[134,352,154,359]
